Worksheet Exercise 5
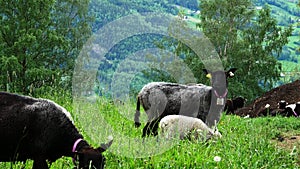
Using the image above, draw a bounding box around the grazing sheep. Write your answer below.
[224,96,246,115]
[268,100,287,116]
[159,115,222,141]
[286,102,300,117]
[134,68,237,137]
[268,100,298,117]
[0,92,113,169]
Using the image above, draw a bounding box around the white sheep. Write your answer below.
[159,115,222,141]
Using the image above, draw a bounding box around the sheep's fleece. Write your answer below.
[159,115,222,140]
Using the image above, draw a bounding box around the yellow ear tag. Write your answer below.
[206,73,212,79]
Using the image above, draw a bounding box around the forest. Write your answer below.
[0,0,299,102]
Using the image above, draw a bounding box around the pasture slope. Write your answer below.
[0,93,299,168]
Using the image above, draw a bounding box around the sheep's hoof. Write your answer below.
[134,122,141,128]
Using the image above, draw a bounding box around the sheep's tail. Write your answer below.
[134,96,141,128]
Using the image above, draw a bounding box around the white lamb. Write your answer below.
[159,115,222,141]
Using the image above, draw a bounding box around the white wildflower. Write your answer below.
[244,115,250,119]
[214,156,221,162]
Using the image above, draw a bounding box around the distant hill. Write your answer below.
[89,0,299,96]
[256,0,299,64]
[90,0,299,61]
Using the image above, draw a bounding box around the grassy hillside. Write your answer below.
[252,0,300,82]
[0,95,298,168]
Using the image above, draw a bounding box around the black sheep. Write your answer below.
[134,68,237,137]
[269,100,287,116]
[270,100,298,117]
[0,92,112,169]
[286,102,300,117]
[224,96,246,115]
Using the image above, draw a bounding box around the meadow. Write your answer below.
[0,93,299,169]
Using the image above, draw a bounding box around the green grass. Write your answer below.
[280,60,299,72]
[1,95,299,169]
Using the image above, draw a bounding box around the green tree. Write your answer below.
[198,0,293,101]
[199,0,254,61]
[0,0,92,95]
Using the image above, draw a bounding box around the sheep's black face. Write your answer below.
[210,71,227,91]
[203,68,237,97]
[76,148,106,169]
[234,97,246,108]
[278,100,287,109]
[74,139,113,169]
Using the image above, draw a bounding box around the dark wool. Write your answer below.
[0,92,80,162]
[224,96,246,115]
[138,82,212,121]
[0,92,110,169]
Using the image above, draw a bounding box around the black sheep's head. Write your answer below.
[74,139,113,169]
[203,68,237,97]
[278,100,287,109]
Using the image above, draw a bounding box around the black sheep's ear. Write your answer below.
[98,136,113,153]
[202,69,210,75]
[226,68,237,78]
[202,69,212,79]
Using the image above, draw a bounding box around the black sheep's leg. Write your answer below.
[143,117,162,137]
[143,120,158,137]
[33,158,49,169]
[152,122,159,136]
[142,122,151,137]
[147,121,155,136]
[151,118,162,136]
